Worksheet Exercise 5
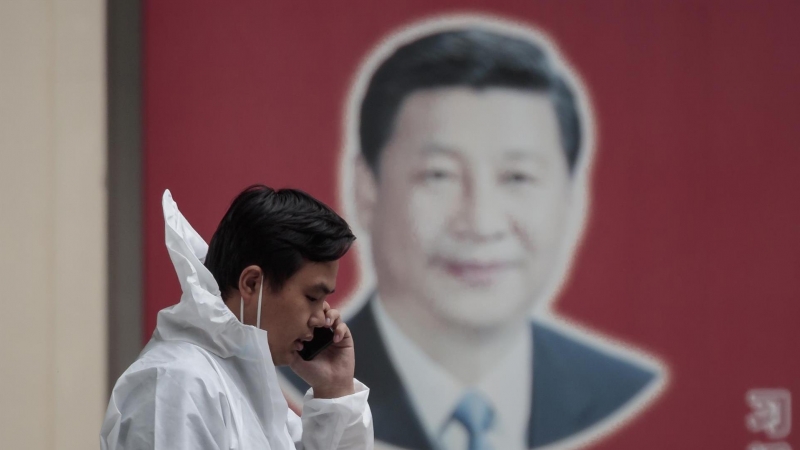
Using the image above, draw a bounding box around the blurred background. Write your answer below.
[1,1,799,449]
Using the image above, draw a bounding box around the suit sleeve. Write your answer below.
[287,378,374,450]
[100,366,230,450]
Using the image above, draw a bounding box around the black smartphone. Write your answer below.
[297,327,335,361]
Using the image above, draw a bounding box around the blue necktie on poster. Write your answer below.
[450,391,495,450]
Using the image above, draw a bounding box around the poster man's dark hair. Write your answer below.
[359,28,582,175]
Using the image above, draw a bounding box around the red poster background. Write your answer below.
[143,1,800,447]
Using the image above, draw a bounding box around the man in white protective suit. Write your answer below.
[100,185,374,449]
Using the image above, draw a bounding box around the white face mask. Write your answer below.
[240,275,264,329]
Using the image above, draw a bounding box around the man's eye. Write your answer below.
[502,171,538,184]
[306,295,319,302]
[421,169,455,181]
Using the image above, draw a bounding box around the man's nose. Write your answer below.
[451,177,507,241]
[307,301,329,328]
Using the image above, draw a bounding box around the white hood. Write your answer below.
[154,189,248,357]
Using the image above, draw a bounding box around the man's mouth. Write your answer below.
[433,258,519,286]
[293,334,313,351]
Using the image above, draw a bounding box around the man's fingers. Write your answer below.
[321,307,349,344]
[333,322,350,344]
[325,308,342,328]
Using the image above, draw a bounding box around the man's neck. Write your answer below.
[378,293,530,385]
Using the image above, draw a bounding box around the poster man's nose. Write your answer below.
[451,177,507,241]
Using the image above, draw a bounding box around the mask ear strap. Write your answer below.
[256,275,264,329]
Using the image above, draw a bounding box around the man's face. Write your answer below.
[362,87,573,330]
[260,261,338,365]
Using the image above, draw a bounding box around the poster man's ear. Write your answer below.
[354,155,378,232]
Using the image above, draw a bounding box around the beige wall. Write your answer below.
[0,1,107,449]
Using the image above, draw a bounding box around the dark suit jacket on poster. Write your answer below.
[280,297,657,449]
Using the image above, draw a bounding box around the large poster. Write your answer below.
[143,2,800,449]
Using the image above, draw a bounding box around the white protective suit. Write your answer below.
[100,190,374,450]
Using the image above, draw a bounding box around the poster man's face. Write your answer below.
[360,87,573,329]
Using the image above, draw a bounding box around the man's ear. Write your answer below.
[354,155,378,232]
[237,265,263,302]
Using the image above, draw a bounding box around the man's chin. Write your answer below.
[270,351,296,367]
[442,309,526,330]
[428,289,534,328]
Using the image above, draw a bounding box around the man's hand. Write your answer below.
[289,304,355,399]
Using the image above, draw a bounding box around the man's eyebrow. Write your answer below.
[420,143,459,156]
[422,144,548,163]
[502,149,547,161]
[311,282,335,295]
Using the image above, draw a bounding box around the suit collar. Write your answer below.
[528,321,594,447]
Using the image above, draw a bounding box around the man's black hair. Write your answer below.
[360,28,582,175]
[205,185,355,298]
